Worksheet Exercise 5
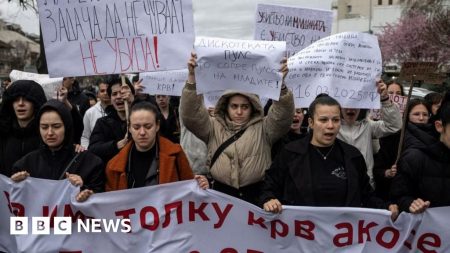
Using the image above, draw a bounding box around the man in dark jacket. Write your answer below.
[0,80,47,176]
[88,76,135,163]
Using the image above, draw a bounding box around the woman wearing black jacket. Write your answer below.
[11,100,104,201]
[391,93,450,213]
[261,94,397,220]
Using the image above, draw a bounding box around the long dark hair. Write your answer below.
[405,98,431,123]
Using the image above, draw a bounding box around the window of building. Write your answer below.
[347,5,352,13]
[378,0,383,5]
[388,0,393,5]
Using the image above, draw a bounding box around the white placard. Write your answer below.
[9,70,63,100]
[254,4,333,58]
[287,32,382,109]
[194,37,286,100]
[203,90,225,108]
[37,0,194,77]
[140,69,188,96]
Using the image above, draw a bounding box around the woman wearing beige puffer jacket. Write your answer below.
[180,53,294,204]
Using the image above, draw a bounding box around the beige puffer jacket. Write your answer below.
[180,82,294,188]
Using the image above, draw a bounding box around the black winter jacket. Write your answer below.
[0,80,47,176]
[12,100,104,192]
[88,105,128,163]
[260,134,387,209]
[390,123,450,212]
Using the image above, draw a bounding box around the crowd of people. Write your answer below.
[0,56,449,220]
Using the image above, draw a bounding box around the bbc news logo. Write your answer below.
[10,217,131,235]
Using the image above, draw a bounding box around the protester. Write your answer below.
[270,107,307,159]
[62,77,90,117]
[2,77,12,90]
[179,107,209,175]
[89,76,135,163]
[386,80,405,96]
[180,53,294,204]
[85,91,97,107]
[0,80,83,175]
[155,94,180,143]
[10,99,104,202]
[338,80,402,186]
[374,98,432,200]
[424,92,443,116]
[391,93,450,213]
[81,80,110,148]
[261,94,398,220]
[0,80,47,176]
[105,101,208,190]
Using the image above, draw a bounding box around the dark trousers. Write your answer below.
[212,180,262,206]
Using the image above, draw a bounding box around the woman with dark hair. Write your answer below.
[386,81,405,96]
[374,98,432,200]
[261,94,398,220]
[391,93,450,213]
[105,101,208,191]
[10,100,104,201]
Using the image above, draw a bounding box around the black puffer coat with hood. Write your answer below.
[0,80,47,176]
[12,100,104,192]
[390,122,450,212]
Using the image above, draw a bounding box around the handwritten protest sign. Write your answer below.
[254,4,332,58]
[287,32,382,108]
[194,37,286,100]
[140,69,188,96]
[370,94,407,120]
[9,70,63,99]
[37,0,194,77]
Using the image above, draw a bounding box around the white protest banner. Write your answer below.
[37,0,194,77]
[287,32,382,109]
[2,175,450,253]
[194,37,286,100]
[203,90,225,108]
[254,4,333,58]
[140,69,188,96]
[9,70,63,100]
[370,94,407,120]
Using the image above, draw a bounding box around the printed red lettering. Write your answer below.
[211,203,233,229]
[333,222,353,247]
[376,227,400,249]
[162,201,183,228]
[295,220,315,240]
[189,202,210,222]
[417,233,441,253]
[358,220,378,243]
[270,220,288,239]
[140,206,159,231]
[248,211,267,229]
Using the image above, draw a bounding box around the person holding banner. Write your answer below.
[105,101,208,190]
[89,76,135,163]
[391,93,450,213]
[338,80,402,186]
[261,94,398,219]
[10,99,104,202]
[62,77,90,117]
[180,53,294,204]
